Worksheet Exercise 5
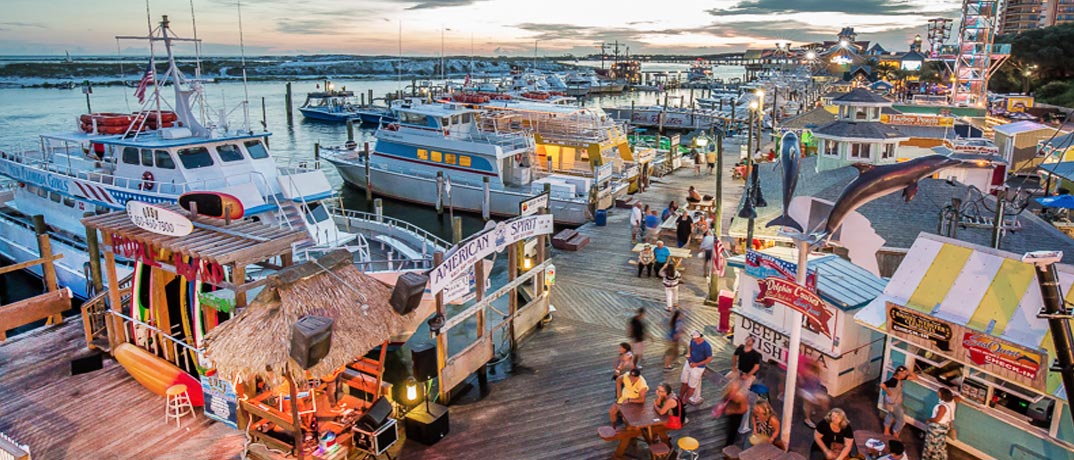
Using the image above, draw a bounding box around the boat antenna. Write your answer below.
[145,0,163,127]
[188,0,202,81]
[236,0,251,132]
[441,25,446,89]
[116,38,131,112]
[397,20,402,98]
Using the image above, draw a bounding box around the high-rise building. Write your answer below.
[1000,0,1074,35]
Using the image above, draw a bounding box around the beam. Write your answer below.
[0,288,72,333]
[0,254,64,277]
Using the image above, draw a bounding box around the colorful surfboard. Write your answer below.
[114,343,205,406]
[178,191,245,220]
[131,261,152,348]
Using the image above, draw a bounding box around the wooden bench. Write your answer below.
[552,229,589,251]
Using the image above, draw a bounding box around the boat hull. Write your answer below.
[298,108,355,123]
[114,343,205,406]
[327,157,590,226]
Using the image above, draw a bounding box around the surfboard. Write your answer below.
[114,343,205,406]
[131,261,152,348]
[178,191,245,220]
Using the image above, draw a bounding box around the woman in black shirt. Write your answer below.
[810,408,857,460]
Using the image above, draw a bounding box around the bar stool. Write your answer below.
[648,442,671,460]
[165,384,195,428]
[677,436,700,460]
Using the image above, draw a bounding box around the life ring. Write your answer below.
[141,171,155,191]
[385,123,399,131]
[514,154,523,162]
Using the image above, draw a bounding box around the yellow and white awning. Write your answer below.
[855,233,1068,399]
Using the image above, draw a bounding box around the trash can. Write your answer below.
[595,209,608,226]
[718,289,734,333]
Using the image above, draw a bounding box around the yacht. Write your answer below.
[322,99,592,225]
[298,86,397,125]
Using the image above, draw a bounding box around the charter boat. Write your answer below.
[0,16,442,299]
[322,99,592,225]
[298,86,398,125]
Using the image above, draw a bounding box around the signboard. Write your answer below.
[443,261,492,305]
[962,332,1043,381]
[737,315,830,370]
[428,214,554,293]
[1006,96,1034,113]
[887,303,954,351]
[744,250,818,291]
[110,233,226,284]
[595,163,614,183]
[880,114,954,128]
[519,192,549,217]
[756,277,833,337]
[126,201,193,237]
[545,264,556,286]
[200,375,238,429]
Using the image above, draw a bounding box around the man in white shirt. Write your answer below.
[630,202,644,244]
[877,440,908,460]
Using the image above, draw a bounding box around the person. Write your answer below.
[706,148,717,175]
[660,262,682,312]
[690,147,702,175]
[731,336,762,389]
[630,202,644,244]
[767,148,776,162]
[720,375,750,448]
[750,399,783,448]
[800,354,830,429]
[664,309,684,370]
[627,308,647,368]
[881,365,916,437]
[675,212,692,248]
[878,440,907,460]
[637,243,655,277]
[653,382,680,420]
[645,210,661,243]
[699,230,715,278]
[809,408,856,460]
[686,186,703,204]
[613,342,634,382]
[609,368,648,426]
[679,330,712,406]
[653,240,671,275]
[661,201,678,221]
[922,387,959,460]
[691,212,708,243]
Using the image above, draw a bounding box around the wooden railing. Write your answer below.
[80,273,132,352]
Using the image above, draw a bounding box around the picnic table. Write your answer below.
[631,243,691,260]
[685,199,716,214]
[739,441,805,460]
[614,402,669,458]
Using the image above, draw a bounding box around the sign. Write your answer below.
[744,250,817,291]
[880,113,954,127]
[1006,96,1034,113]
[443,262,492,305]
[126,201,193,237]
[962,332,1043,381]
[595,163,614,183]
[756,277,833,338]
[200,375,238,429]
[545,264,556,286]
[111,233,225,284]
[428,214,554,293]
[738,315,829,370]
[887,303,954,351]
[519,192,549,217]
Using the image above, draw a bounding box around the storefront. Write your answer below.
[727,247,887,396]
[855,233,1074,459]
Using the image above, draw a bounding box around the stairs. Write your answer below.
[341,344,389,404]
[279,203,307,230]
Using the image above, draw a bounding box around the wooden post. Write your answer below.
[452,217,463,244]
[285,82,294,125]
[436,171,445,216]
[314,143,320,163]
[368,89,374,106]
[708,129,725,304]
[32,215,61,325]
[234,264,247,308]
[346,119,355,142]
[287,374,304,460]
[433,252,449,402]
[474,258,488,395]
[507,241,518,357]
[482,176,491,221]
[84,212,104,296]
[261,97,267,130]
[364,142,372,201]
[360,93,365,107]
[101,232,125,349]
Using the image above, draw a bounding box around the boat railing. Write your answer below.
[81,272,134,352]
[328,203,450,250]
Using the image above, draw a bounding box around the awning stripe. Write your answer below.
[936,250,1004,324]
[969,259,1036,335]
[886,237,946,307]
[908,243,973,312]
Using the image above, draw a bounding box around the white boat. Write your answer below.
[322,99,592,225]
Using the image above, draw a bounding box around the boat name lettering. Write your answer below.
[0,161,70,193]
[110,233,225,284]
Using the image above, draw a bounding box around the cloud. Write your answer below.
[0,21,45,32]
[379,0,493,10]
[712,0,916,16]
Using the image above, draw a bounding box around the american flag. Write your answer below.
[713,237,727,278]
[134,62,155,104]
[464,74,471,87]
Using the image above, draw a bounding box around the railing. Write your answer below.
[0,431,30,460]
[328,204,450,250]
[81,273,133,352]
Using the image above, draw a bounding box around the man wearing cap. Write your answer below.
[680,330,712,406]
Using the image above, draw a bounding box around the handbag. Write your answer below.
[667,413,682,430]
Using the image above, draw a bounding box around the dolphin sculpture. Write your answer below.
[766,131,804,233]
[816,155,962,242]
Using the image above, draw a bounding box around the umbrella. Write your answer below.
[1036,194,1074,209]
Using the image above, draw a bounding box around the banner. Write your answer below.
[200,375,238,429]
[880,113,954,127]
[756,277,833,338]
[428,214,554,293]
[887,303,954,352]
[744,250,818,290]
[962,332,1043,381]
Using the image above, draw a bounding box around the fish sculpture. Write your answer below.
[766,132,803,233]
[817,155,962,242]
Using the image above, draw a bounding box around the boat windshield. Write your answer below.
[178,146,215,169]
[244,140,270,159]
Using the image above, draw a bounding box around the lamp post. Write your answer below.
[755,90,765,158]
[743,100,760,247]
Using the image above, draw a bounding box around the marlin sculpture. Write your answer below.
[816,154,962,242]
[766,131,804,233]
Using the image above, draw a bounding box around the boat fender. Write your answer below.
[386,123,399,131]
[141,171,155,191]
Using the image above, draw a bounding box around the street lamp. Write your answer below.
[754,91,765,158]
[839,39,849,48]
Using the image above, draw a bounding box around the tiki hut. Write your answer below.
[204,249,419,386]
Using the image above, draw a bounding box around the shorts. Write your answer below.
[681,364,705,388]
[632,340,645,358]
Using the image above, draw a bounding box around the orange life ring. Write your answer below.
[141,171,155,191]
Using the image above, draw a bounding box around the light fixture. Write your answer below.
[806,51,816,60]
[405,377,418,402]
[749,100,759,110]
[327,83,335,91]
[840,39,849,48]
[523,257,533,270]
[755,89,765,99]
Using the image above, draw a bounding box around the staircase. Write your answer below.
[340,343,389,407]
[278,202,307,231]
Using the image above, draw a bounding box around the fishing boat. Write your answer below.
[298,87,358,122]
[0,16,443,300]
[322,99,592,225]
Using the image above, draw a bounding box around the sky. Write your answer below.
[0,0,964,56]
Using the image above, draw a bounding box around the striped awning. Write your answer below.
[855,233,1068,399]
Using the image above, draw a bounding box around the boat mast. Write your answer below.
[236,0,251,132]
[147,1,163,129]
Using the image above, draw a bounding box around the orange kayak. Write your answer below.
[114,343,204,406]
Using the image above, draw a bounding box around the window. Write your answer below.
[177,147,214,169]
[35,187,47,199]
[882,144,896,159]
[450,115,461,126]
[122,147,140,165]
[445,153,456,165]
[400,112,424,125]
[49,191,61,203]
[244,140,270,160]
[824,140,840,157]
[460,113,472,124]
[431,151,443,162]
[850,143,871,160]
[216,144,244,162]
[141,149,153,167]
[63,196,75,207]
[459,155,472,167]
[854,108,868,120]
[417,149,429,161]
[304,202,330,225]
[154,150,176,169]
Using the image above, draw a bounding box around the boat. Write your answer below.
[0,16,443,300]
[322,99,592,225]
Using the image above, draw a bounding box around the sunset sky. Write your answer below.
[0,0,963,56]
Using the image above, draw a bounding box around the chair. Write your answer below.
[677,436,700,460]
[165,384,195,428]
[649,442,671,460]
[721,445,743,460]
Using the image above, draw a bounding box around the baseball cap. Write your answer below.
[691,330,702,338]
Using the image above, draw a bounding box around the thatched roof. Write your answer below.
[204,250,419,385]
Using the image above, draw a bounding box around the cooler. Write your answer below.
[718,289,733,333]
[595,209,607,226]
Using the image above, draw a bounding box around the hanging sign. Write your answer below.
[428,214,554,293]
[755,277,833,338]
[886,303,954,352]
[745,250,818,291]
[880,114,954,127]
[110,233,226,284]
[126,201,193,237]
[200,375,238,429]
[519,192,549,217]
[962,332,1044,381]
